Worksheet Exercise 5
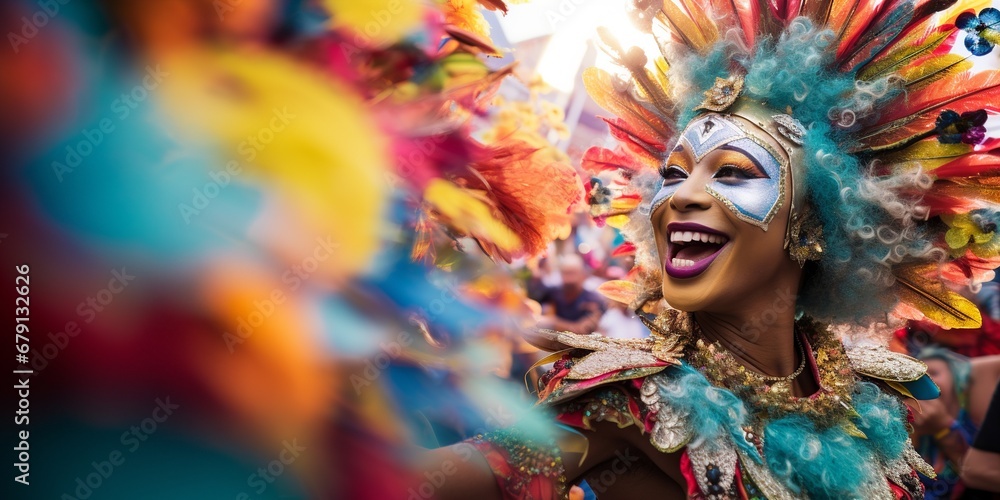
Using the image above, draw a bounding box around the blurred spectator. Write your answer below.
[912,347,1000,498]
[597,300,649,339]
[526,256,561,303]
[596,266,649,339]
[978,280,1000,322]
[583,263,606,291]
[536,254,605,335]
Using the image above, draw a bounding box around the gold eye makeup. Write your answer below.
[649,114,786,230]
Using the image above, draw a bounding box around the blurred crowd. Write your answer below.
[892,285,1000,499]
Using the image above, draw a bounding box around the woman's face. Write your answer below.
[924,358,957,407]
[649,113,801,313]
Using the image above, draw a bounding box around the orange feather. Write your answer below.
[583,67,674,142]
[833,0,885,59]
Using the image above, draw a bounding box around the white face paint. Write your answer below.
[650,114,787,230]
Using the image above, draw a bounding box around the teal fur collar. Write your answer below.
[641,363,927,499]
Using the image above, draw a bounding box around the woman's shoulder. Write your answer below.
[843,342,942,400]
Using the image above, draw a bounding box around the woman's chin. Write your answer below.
[661,282,722,312]
[661,260,731,311]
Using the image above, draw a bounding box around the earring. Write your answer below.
[786,205,824,267]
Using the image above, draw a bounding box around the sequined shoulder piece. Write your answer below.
[533,329,684,406]
[534,329,684,380]
[845,344,926,382]
[845,344,941,400]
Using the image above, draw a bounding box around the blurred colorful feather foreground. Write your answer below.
[0,0,580,498]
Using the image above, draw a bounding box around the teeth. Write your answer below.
[671,258,696,268]
[669,231,727,244]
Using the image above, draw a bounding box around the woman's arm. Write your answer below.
[969,355,1000,425]
[962,380,1000,492]
[416,420,671,500]
[414,443,504,500]
[961,447,1000,492]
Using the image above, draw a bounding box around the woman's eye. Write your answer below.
[659,165,687,182]
[713,165,756,180]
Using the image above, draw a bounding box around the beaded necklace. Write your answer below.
[648,311,859,429]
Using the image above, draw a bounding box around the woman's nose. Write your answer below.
[669,175,713,212]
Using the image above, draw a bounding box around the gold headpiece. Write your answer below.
[696,74,821,265]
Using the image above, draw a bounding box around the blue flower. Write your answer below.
[935,109,988,145]
[956,8,1000,56]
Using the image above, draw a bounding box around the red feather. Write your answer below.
[767,0,803,22]
[931,150,1000,178]
[857,70,1000,150]
[876,70,1000,125]
[605,117,669,168]
[581,146,643,174]
[980,137,1000,151]
[612,242,637,257]
[943,252,1000,284]
[735,0,763,47]
[604,117,668,153]
[923,178,1000,216]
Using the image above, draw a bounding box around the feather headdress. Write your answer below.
[590,0,1000,328]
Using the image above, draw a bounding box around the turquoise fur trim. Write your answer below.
[653,364,760,458]
[763,416,881,498]
[653,365,912,497]
[853,382,910,460]
[763,382,911,498]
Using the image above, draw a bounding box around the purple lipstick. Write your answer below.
[664,222,730,279]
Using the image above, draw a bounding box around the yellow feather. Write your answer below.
[582,67,673,140]
[423,180,521,252]
[606,214,631,228]
[898,54,972,92]
[654,56,671,86]
[659,0,711,51]
[880,139,972,172]
[680,0,719,44]
[856,29,951,82]
[938,0,993,26]
[894,263,982,329]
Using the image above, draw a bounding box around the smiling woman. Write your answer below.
[651,109,803,314]
[418,0,1000,498]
